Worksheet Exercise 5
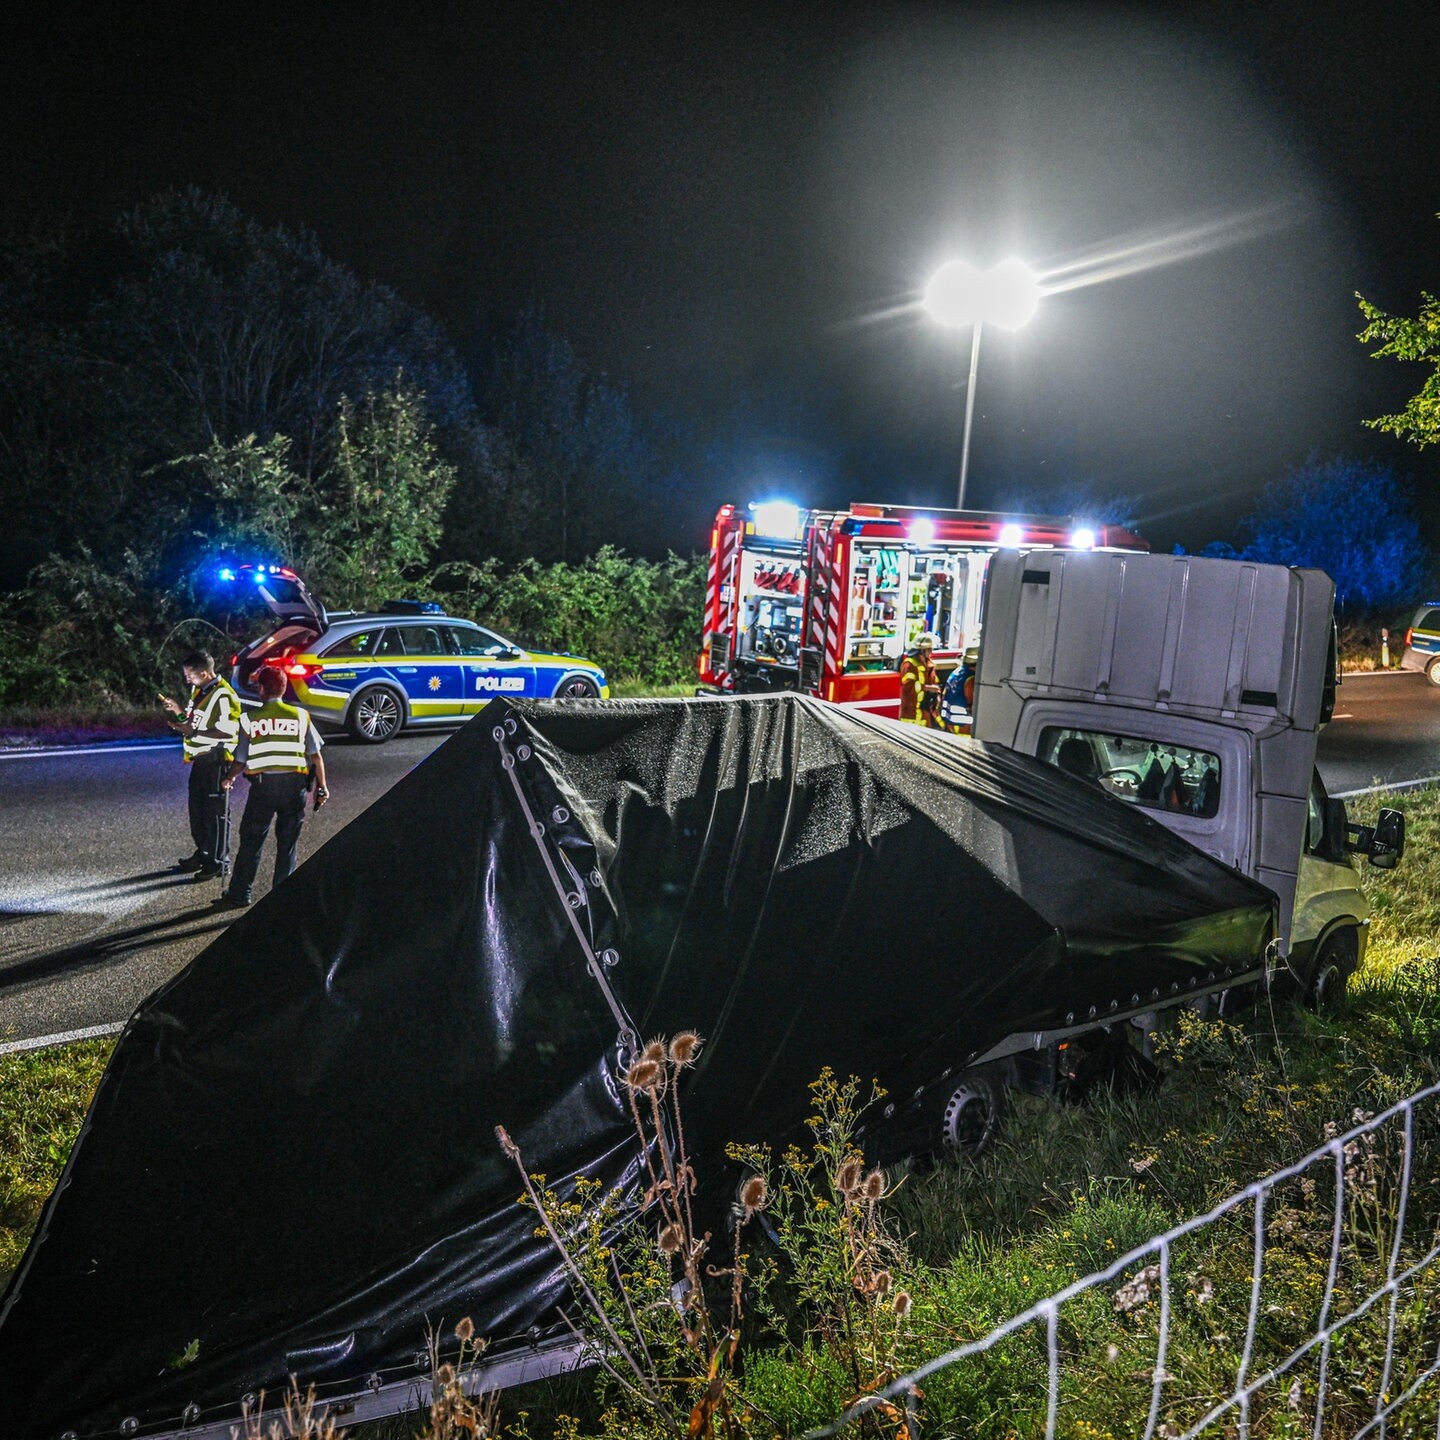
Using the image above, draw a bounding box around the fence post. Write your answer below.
[1381,627,1390,668]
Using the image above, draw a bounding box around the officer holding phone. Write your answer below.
[159,651,242,880]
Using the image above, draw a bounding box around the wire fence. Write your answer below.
[807,1080,1440,1440]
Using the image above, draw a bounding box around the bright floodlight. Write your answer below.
[751,500,803,541]
[923,260,983,328]
[924,257,1040,330]
[998,523,1024,547]
[983,257,1040,329]
[908,517,936,546]
[1070,526,1097,550]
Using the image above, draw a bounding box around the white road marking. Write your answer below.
[1334,774,1440,799]
[0,1021,125,1056]
[0,740,179,761]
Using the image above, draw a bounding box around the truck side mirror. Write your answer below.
[1344,806,1406,869]
[1369,808,1405,868]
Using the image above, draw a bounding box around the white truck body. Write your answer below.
[972,549,1395,986]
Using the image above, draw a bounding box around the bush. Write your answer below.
[426,547,705,686]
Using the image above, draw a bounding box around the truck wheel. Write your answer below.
[348,685,404,743]
[941,1069,1007,1161]
[1308,928,1358,1013]
[1426,657,1440,687]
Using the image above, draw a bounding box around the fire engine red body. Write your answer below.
[699,502,1147,720]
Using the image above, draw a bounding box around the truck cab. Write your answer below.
[972,550,1403,1003]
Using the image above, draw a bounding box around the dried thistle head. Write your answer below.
[643,1037,667,1065]
[658,1223,685,1255]
[872,1269,892,1297]
[893,1291,912,1320]
[863,1168,886,1201]
[454,1316,475,1343]
[625,1057,663,1091]
[436,1362,455,1385]
[835,1158,863,1196]
[494,1125,519,1160]
[739,1174,768,1216]
[668,1031,703,1067]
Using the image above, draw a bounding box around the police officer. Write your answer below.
[160,651,241,881]
[214,666,329,909]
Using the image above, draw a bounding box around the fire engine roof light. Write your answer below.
[750,500,803,541]
[1070,526,1097,550]
[218,567,236,582]
[908,518,936,546]
[998,523,1025,548]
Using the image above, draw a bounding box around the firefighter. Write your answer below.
[899,632,943,727]
[214,666,329,909]
[160,651,241,880]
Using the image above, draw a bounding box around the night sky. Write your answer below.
[5,0,1437,552]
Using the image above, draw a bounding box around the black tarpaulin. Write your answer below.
[0,696,1275,1438]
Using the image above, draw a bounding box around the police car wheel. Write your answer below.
[1426,657,1440,687]
[557,676,601,700]
[348,685,404,743]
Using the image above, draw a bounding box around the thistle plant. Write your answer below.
[498,1031,766,1438]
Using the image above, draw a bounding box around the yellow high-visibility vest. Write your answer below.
[183,679,241,763]
[241,700,311,773]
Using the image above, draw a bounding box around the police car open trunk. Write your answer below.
[0,696,1274,1440]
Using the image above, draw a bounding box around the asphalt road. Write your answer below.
[1318,670,1440,795]
[0,728,449,1050]
[2,673,1437,1050]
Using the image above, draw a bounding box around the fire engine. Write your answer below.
[698,500,1147,721]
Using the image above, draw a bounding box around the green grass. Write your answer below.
[0,1039,114,1277]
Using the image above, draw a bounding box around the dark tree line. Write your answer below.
[0,189,708,595]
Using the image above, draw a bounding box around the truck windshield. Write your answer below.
[1038,725,1222,820]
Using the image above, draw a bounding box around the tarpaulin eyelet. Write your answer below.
[552,806,570,824]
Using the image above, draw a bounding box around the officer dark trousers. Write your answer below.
[227,773,308,899]
[187,750,229,864]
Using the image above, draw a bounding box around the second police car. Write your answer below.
[227,566,609,743]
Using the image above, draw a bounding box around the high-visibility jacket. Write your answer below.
[183,678,241,763]
[239,700,313,774]
[899,652,939,724]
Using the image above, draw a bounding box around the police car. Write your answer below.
[1400,603,1440,684]
[227,566,609,742]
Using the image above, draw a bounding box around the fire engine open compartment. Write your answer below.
[700,501,1147,718]
[0,696,1273,1440]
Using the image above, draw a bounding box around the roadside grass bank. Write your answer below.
[0,703,171,748]
[0,684,693,747]
[3,788,1438,1436]
[0,1039,113,1276]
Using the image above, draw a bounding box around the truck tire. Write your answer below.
[941,1069,1007,1161]
[348,685,405,744]
[1308,927,1359,1013]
